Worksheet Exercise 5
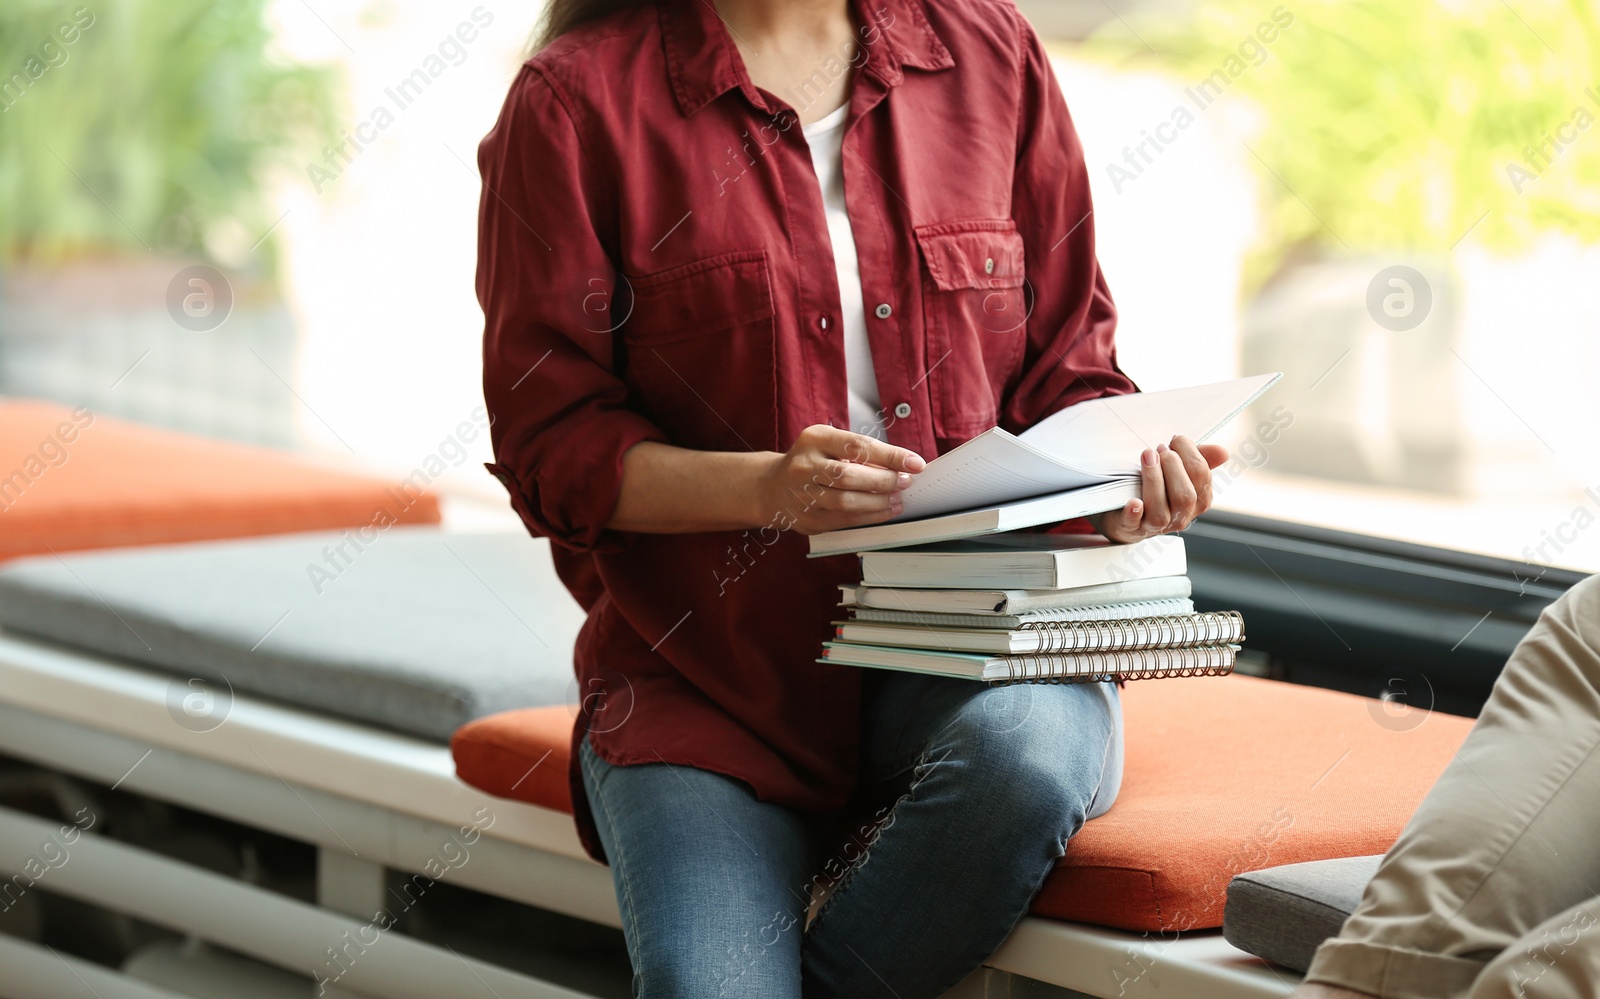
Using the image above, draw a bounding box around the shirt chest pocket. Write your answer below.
[620,250,778,453]
[915,221,1028,443]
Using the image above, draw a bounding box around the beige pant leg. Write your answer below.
[1305,574,1600,999]
[1467,896,1600,999]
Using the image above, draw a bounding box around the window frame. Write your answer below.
[1185,510,1583,717]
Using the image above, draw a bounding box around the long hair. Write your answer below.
[531,0,647,51]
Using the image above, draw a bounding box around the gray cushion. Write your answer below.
[1223,854,1383,972]
[0,528,585,742]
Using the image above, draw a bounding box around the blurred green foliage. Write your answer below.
[0,0,337,266]
[1085,0,1600,288]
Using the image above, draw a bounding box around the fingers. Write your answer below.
[814,485,901,517]
[813,425,925,473]
[1198,442,1229,469]
[1101,497,1146,543]
[1138,447,1171,532]
[817,459,907,494]
[1169,435,1212,522]
[780,426,922,535]
[1160,443,1196,530]
[793,484,903,534]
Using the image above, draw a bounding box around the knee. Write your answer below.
[930,685,1116,834]
[1544,573,1600,648]
[1504,574,1600,692]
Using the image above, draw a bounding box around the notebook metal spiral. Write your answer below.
[1014,610,1244,654]
[986,642,1240,686]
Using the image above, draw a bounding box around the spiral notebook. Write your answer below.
[834,610,1244,655]
[818,642,1240,684]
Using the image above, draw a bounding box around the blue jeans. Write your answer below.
[578,672,1123,999]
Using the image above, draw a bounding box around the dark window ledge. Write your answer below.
[1185,510,1585,717]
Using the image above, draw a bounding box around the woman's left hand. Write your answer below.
[1091,435,1229,543]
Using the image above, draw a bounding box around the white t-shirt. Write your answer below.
[802,102,884,440]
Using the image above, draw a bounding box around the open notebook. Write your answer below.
[809,373,1280,556]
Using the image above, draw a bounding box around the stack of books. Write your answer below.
[807,374,1275,686]
[819,533,1244,685]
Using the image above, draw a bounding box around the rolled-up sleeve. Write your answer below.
[478,64,667,553]
[1002,14,1138,433]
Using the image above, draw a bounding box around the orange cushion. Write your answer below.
[450,675,1472,931]
[451,704,580,814]
[0,400,441,561]
[1032,674,1470,930]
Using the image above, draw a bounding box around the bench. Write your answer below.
[0,521,1473,997]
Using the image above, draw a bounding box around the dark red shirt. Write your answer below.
[478,0,1134,860]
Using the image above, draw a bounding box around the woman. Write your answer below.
[477,0,1226,995]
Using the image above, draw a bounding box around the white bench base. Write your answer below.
[0,631,1295,999]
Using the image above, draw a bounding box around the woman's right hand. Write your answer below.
[756,425,925,536]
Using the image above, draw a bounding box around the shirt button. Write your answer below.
[820,316,829,330]
[874,303,893,319]
[984,257,995,274]
[893,402,912,419]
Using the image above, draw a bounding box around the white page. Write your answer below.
[1019,373,1282,474]
[890,373,1280,523]
[895,430,1103,521]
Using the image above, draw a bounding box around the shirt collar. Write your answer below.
[658,0,955,118]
